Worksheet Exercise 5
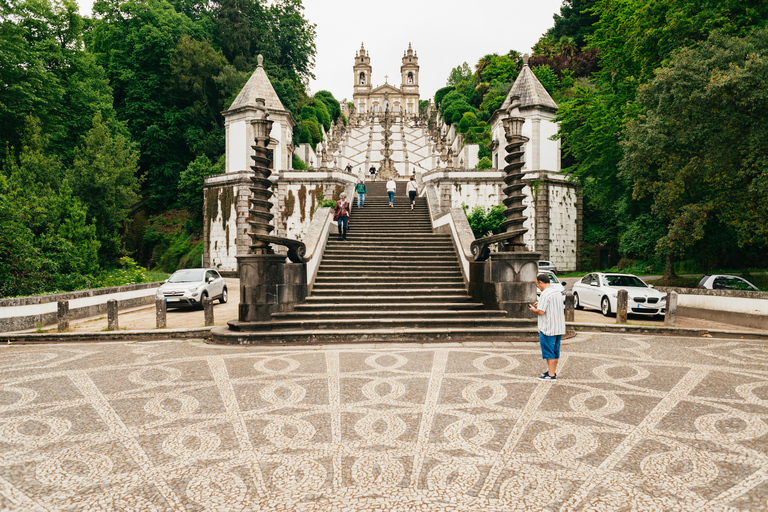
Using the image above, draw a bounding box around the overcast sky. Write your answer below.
[76,0,563,102]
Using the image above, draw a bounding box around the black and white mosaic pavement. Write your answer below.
[1,334,767,511]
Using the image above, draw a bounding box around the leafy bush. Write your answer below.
[476,156,493,169]
[463,203,505,238]
[178,154,224,223]
[434,86,455,107]
[292,154,309,170]
[458,112,478,133]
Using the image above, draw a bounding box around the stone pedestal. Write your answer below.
[237,255,308,322]
[474,252,540,317]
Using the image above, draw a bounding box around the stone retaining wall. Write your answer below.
[657,287,768,331]
[0,282,163,332]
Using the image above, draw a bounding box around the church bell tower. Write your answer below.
[400,43,419,114]
[353,43,372,113]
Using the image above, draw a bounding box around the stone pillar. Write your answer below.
[107,299,118,330]
[204,297,214,326]
[616,289,628,324]
[482,252,541,317]
[534,180,550,259]
[57,301,69,332]
[468,261,486,303]
[276,263,308,312]
[665,291,678,327]
[156,298,166,329]
[564,292,574,322]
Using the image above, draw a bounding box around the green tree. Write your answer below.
[620,29,768,277]
[476,156,492,170]
[67,112,142,266]
[178,154,224,223]
[447,62,472,86]
[548,0,600,47]
[0,0,114,168]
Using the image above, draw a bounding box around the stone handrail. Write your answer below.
[303,206,335,289]
[247,233,307,263]
[425,183,475,282]
[470,230,527,262]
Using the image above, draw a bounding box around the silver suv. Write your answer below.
[156,268,228,308]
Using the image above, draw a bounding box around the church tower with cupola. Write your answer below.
[400,43,419,114]
[353,43,372,113]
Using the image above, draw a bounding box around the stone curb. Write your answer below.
[0,328,212,344]
[568,322,768,340]
[1,323,764,345]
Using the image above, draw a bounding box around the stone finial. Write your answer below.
[522,54,530,66]
[257,54,264,67]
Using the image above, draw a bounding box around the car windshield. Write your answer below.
[168,269,205,283]
[603,275,647,288]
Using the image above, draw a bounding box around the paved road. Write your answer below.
[1,333,767,511]
[58,278,760,335]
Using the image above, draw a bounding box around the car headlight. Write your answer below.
[188,285,199,292]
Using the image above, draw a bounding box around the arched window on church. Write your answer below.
[359,72,366,85]
[407,72,414,84]
[373,104,379,113]
[394,103,400,112]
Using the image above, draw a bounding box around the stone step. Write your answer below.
[293,302,487,311]
[313,276,464,284]
[315,270,463,278]
[211,325,538,344]
[224,317,534,332]
[322,249,455,257]
[309,287,467,296]
[304,294,473,303]
[317,264,461,273]
[272,309,507,320]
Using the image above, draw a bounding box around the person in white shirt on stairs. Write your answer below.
[386,178,396,207]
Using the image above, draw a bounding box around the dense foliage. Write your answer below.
[437,0,768,277]
[0,0,317,296]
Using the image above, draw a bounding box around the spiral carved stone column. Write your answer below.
[234,107,307,324]
[468,97,540,318]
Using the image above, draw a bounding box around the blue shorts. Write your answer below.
[539,333,562,360]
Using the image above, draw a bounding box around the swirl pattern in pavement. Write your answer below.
[0,334,767,511]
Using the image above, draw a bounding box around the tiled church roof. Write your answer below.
[227,55,285,112]
[500,59,558,113]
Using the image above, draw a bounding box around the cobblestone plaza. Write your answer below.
[1,334,767,511]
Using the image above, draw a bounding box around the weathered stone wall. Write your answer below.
[273,173,353,242]
[422,169,580,272]
[204,172,247,272]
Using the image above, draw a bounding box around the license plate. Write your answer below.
[166,297,180,302]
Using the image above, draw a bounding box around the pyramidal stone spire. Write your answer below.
[500,55,558,113]
[227,55,285,112]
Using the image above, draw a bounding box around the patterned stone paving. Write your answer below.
[1,334,767,511]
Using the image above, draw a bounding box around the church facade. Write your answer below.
[352,43,420,116]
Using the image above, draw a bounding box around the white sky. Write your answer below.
[76,0,563,102]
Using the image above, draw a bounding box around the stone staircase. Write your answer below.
[213,181,537,343]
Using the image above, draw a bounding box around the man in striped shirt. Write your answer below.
[529,273,566,380]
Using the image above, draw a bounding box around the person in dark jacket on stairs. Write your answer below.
[333,193,351,241]
[406,176,418,210]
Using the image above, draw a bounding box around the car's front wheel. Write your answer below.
[601,296,612,317]
[573,293,582,310]
[219,287,228,304]
[199,291,208,310]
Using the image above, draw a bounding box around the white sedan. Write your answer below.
[572,273,666,317]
